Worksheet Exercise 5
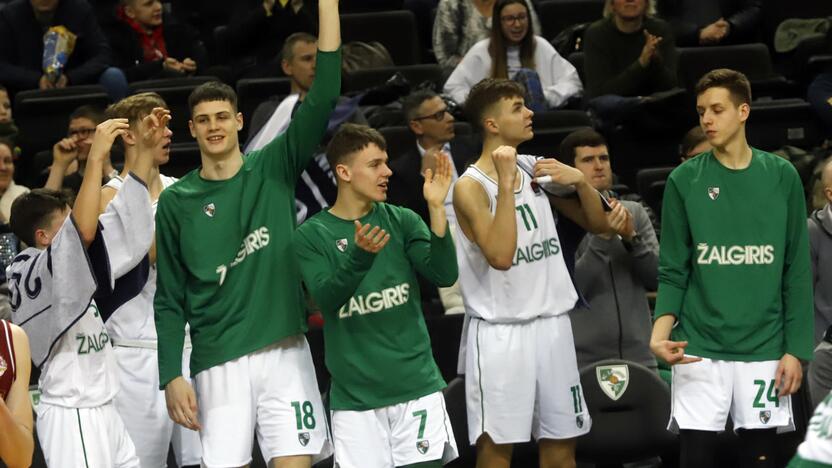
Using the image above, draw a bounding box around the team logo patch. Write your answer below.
[416,439,430,454]
[336,238,348,252]
[576,415,584,428]
[760,410,771,424]
[298,432,310,446]
[203,203,216,217]
[596,364,629,401]
[707,187,720,200]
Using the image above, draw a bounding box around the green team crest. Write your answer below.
[416,439,430,454]
[298,432,310,446]
[596,365,629,401]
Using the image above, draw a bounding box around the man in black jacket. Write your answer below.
[656,0,762,47]
[0,0,127,99]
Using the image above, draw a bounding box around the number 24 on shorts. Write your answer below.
[753,379,780,409]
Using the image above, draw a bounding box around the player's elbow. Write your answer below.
[487,255,513,271]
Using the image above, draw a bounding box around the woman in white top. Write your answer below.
[443,0,582,109]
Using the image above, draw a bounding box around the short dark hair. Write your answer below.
[188,81,238,116]
[326,123,387,168]
[0,137,14,155]
[465,78,525,132]
[10,189,72,247]
[695,68,752,106]
[69,105,105,126]
[402,89,439,122]
[680,126,708,158]
[281,32,317,62]
[557,127,607,165]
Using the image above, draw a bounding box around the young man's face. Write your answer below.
[282,41,317,93]
[409,96,455,144]
[0,90,12,124]
[487,95,534,145]
[189,100,243,159]
[29,0,59,14]
[0,144,14,192]
[573,145,612,192]
[68,117,97,161]
[125,0,163,28]
[499,2,529,45]
[696,87,749,150]
[611,0,646,20]
[338,144,393,203]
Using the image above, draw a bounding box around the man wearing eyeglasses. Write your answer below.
[388,89,476,315]
[44,105,118,193]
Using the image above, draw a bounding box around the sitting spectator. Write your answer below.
[807,159,832,407]
[388,89,477,315]
[558,128,659,370]
[246,32,366,223]
[0,0,128,100]
[443,0,582,110]
[102,0,208,82]
[0,138,29,320]
[44,105,116,193]
[583,0,678,99]
[679,125,711,162]
[432,0,541,70]
[0,85,18,147]
[656,0,762,47]
[227,0,315,79]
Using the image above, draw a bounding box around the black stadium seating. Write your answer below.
[536,0,604,41]
[340,11,421,66]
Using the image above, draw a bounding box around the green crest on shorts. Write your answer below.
[596,364,629,401]
[417,439,430,454]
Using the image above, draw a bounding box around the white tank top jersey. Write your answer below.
[104,174,177,343]
[454,154,579,323]
[39,302,119,407]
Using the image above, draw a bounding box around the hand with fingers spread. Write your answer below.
[137,107,172,149]
[774,353,802,397]
[88,119,130,165]
[165,377,201,431]
[639,30,663,67]
[491,145,518,189]
[606,199,636,240]
[423,151,453,209]
[533,158,587,187]
[353,220,390,254]
[650,339,702,365]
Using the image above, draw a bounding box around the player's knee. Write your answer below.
[539,438,576,468]
[269,454,312,468]
[475,433,512,466]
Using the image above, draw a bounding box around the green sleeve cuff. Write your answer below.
[654,283,684,320]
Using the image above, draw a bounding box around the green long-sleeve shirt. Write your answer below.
[295,203,457,410]
[655,149,813,361]
[153,48,341,388]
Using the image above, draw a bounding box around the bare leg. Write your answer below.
[539,438,576,468]
[476,433,512,468]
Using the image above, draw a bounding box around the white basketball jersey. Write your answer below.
[39,302,119,407]
[454,155,578,323]
[105,174,177,342]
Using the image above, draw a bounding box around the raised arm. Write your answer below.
[453,146,518,270]
[533,158,608,234]
[0,324,33,468]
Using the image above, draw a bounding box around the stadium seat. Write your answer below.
[342,64,444,95]
[575,359,677,463]
[636,166,674,201]
[164,142,201,178]
[536,0,604,41]
[746,98,824,151]
[677,44,795,99]
[129,76,220,145]
[340,11,421,66]
[567,51,586,84]
[443,377,476,466]
[14,85,111,157]
[518,110,592,158]
[235,77,293,126]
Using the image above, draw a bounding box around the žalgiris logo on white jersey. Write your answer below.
[338,283,410,319]
[696,243,775,265]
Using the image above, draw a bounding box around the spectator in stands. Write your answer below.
[432,0,541,70]
[44,105,116,193]
[227,0,315,79]
[388,89,476,315]
[0,85,18,147]
[656,0,762,47]
[246,32,366,223]
[809,72,832,139]
[0,138,29,320]
[679,125,711,162]
[558,128,659,370]
[103,0,208,83]
[583,0,678,99]
[443,0,582,110]
[807,160,832,407]
[0,0,128,100]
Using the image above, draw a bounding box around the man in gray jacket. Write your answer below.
[807,159,832,407]
[559,128,659,370]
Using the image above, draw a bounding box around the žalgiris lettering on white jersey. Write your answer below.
[338,283,410,318]
[215,226,270,285]
[514,237,561,266]
[696,243,775,265]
